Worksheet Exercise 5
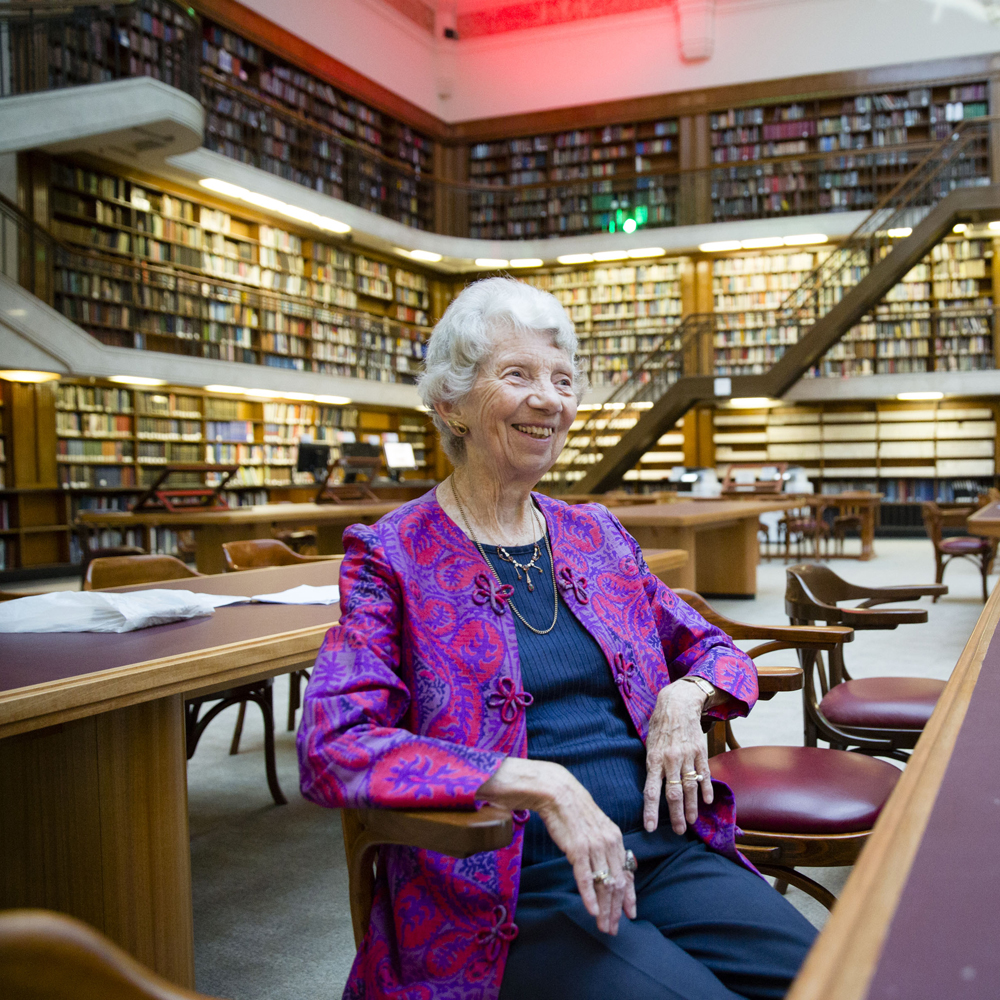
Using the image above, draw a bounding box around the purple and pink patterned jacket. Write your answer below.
[298,490,758,1000]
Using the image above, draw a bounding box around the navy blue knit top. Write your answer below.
[484,537,652,865]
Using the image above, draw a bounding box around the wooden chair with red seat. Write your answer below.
[785,563,947,762]
[222,538,342,732]
[85,555,286,806]
[675,589,902,909]
[921,500,996,602]
[0,909,218,1000]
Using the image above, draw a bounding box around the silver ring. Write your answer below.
[592,869,614,887]
[623,849,638,873]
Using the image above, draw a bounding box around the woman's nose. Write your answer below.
[528,380,561,411]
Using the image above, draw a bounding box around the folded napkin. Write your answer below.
[0,589,216,633]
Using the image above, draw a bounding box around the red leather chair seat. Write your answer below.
[940,536,991,554]
[820,676,945,729]
[710,745,901,834]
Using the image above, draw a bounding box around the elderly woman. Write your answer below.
[298,277,816,1000]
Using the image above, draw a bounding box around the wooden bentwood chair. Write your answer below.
[222,539,342,733]
[785,563,947,762]
[85,555,286,806]
[920,500,996,602]
[0,909,220,1000]
[676,589,902,910]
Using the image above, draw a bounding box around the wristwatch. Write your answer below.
[680,676,717,700]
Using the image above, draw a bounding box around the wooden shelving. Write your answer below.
[812,233,996,377]
[46,158,434,383]
[710,83,990,222]
[521,258,685,387]
[712,399,998,501]
[200,19,434,230]
[468,119,680,239]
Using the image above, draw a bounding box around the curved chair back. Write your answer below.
[0,909,217,1000]
[84,555,201,591]
[222,538,339,572]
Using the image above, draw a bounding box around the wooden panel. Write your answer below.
[8,380,57,489]
[18,529,63,567]
[0,718,107,927]
[0,697,194,987]
[693,518,758,596]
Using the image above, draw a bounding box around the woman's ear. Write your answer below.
[435,401,469,437]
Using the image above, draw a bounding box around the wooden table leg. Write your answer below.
[316,515,383,556]
[693,519,758,596]
[860,505,877,561]
[0,695,195,987]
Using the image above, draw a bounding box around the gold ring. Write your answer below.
[592,869,614,887]
[666,779,684,785]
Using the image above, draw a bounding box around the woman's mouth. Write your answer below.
[513,424,554,440]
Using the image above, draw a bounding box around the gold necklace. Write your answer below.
[450,478,559,636]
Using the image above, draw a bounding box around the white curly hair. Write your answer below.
[418,276,587,463]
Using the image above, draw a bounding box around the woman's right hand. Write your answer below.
[477,758,636,935]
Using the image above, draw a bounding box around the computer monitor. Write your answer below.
[383,441,417,471]
[296,441,331,481]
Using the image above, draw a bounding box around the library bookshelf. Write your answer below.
[468,119,680,239]
[0,376,439,579]
[199,19,434,230]
[709,83,989,222]
[520,259,685,388]
[38,155,435,383]
[712,399,999,531]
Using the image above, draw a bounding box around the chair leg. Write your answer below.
[230,701,247,755]
[981,552,990,602]
[247,683,288,807]
[288,672,300,732]
[757,865,837,911]
[773,878,789,896]
[933,553,945,602]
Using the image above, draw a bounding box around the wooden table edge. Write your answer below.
[787,580,1000,1000]
[643,549,689,573]
[616,499,800,528]
[0,622,335,739]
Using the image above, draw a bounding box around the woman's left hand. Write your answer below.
[643,680,714,835]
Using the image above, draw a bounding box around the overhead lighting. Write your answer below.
[783,234,828,246]
[603,402,626,410]
[729,397,778,408]
[203,384,248,394]
[953,224,969,233]
[740,237,785,249]
[408,249,443,263]
[475,258,509,268]
[509,258,543,268]
[108,375,166,386]
[0,369,60,382]
[592,250,630,262]
[557,253,595,265]
[989,221,1000,232]
[627,247,666,258]
[199,178,350,234]
[633,401,654,409]
[897,391,944,401]
[887,227,912,238]
[699,240,742,253]
[314,394,352,405]
[576,403,602,411]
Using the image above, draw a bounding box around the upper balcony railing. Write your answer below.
[0,0,995,240]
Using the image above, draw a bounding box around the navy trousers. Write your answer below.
[498,828,817,1000]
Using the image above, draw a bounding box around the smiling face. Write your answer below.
[439,325,578,487]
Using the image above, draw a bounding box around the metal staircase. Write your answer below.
[553,118,1000,494]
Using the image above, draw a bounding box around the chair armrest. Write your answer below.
[342,806,513,947]
[839,606,929,628]
[856,583,948,604]
[299,554,342,563]
[756,664,803,697]
[676,588,853,646]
